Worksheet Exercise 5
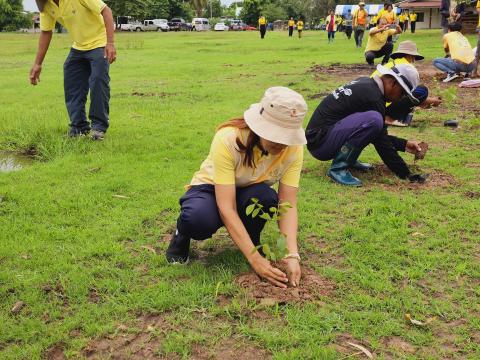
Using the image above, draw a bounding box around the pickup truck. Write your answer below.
[120,21,143,31]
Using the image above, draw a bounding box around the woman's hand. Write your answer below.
[283,258,301,287]
[249,253,288,288]
[406,140,421,154]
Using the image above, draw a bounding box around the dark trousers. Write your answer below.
[403,20,409,32]
[307,111,383,161]
[410,21,416,33]
[176,183,278,245]
[399,22,404,31]
[260,25,266,39]
[386,85,429,121]
[345,26,353,39]
[298,30,302,38]
[328,30,335,41]
[288,26,293,36]
[64,47,110,134]
[365,42,394,65]
[354,28,365,47]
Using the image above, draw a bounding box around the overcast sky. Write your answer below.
[23,0,237,12]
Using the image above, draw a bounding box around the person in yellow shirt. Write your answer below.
[29,0,116,140]
[166,87,307,289]
[433,22,476,82]
[353,2,368,48]
[371,41,441,126]
[258,15,267,39]
[409,10,418,33]
[297,18,304,38]
[381,3,397,24]
[288,17,295,37]
[403,10,409,32]
[365,17,402,66]
[398,12,406,32]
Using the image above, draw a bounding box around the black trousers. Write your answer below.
[288,26,293,36]
[410,21,416,33]
[260,25,266,38]
[345,26,352,39]
[365,42,394,65]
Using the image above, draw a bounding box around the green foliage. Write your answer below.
[240,0,262,25]
[105,0,193,20]
[262,2,287,22]
[246,199,292,261]
[0,0,30,31]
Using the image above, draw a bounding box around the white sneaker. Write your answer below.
[390,120,408,127]
[443,73,460,83]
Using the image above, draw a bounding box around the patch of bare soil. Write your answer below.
[235,267,335,305]
[309,62,373,80]
[355,164,458,191]
[44,343,66,360]
[381,336,416,356]
[465,191,480,199]
[83,313,173,359]
[191,337,272,360]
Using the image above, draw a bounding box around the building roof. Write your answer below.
[399,1,441,9]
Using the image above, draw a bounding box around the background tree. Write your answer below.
[190,0,207,16]
[0,0,30,31]
[262,2,287,21]
[240,0,262,25]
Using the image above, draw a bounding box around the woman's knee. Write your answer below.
[241,183,279,208]
[177,204,221,239]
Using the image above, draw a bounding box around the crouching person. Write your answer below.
[166,87,307,288]
[306,64,426,186]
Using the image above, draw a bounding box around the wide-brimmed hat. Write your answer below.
[359,1,366,5]
[376,63,420,103]
[244,87,307,146]
[391,41,424,60]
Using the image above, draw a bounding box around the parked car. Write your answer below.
[142,20,163,31]
[245,25,257,31]
[230,22,247,31]
[214,22,229,31]
[192,18,211,31]
[152,19,170,32]
[120,21,142,31]
[168,18,190,31]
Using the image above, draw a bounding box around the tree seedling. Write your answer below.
[245,198,292,261]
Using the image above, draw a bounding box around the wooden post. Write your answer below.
[429,8,432,29]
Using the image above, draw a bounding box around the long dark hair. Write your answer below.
[216,118,261,168]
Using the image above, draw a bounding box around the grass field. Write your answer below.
[0,29,479,359]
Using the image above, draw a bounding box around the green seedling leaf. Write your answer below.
[246,204,255,216]
[263,244,272,259]
[276,234,287,252]
[259,213,271,220]
[251,198,259,203]
[269,207,277,213]
[252,208,260,218]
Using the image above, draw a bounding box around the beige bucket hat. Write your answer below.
[391,41,425,60]
[244,87,307,146]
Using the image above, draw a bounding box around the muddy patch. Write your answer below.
[131,91,170,98]
[381,336,416,356]
[309,62,373,79]
[191,337,272,360]
[44,343,67,360]
[235,267,335,305]
[0,151,34,173]
[355,164,458,191]
[83,313,173,359]
[465,191,480,199]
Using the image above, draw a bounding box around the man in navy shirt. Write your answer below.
[306,64,426,186]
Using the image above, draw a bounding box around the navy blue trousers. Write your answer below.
[64,47,110,134]
[308,111,384,161]
[176,183,278,245]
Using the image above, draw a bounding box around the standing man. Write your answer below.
[288,17,295,37]
[433,22,476,82]
[297,18,304,38]
[440,0,451,34]
[404,10,409,32]
[409,10,417,33]
[365,18,402,66]
[345,9,353,40]
[353,2,368,48]
[258,14,267,39]
[398,11,405,32]
[29,0,116,140]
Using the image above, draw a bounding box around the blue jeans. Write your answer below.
[176,183,278,244]
[307,111,384,161]
[64,47,110,134]
[433,57,475,75]
[328,31,336,41]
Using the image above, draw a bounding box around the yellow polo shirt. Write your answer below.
[297,21,304,30]
[259,17,266,25]
[40,0,107,51]
[382,10,397,24]
[365,28,397,52]
[190,127,303,188]
[443,31,475,64]
[409,13,417,21]
[288,19,295,27]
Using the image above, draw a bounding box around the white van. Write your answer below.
[152,19,170,31]
[192,18,211,31]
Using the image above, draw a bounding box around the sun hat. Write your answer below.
[391,41,425,60]
[376,63,420,103]
[359,1,366,5]
[244,87,307,146]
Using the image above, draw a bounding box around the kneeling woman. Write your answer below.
[166,87,307,288]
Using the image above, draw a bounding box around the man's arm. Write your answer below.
[30,30,52,85]
[101,6,116,63]
[372,127,411,179]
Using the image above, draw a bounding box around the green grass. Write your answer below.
[0,29,479,359]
